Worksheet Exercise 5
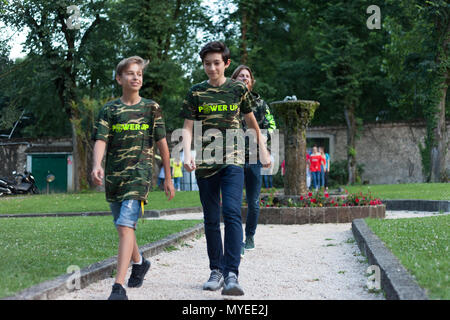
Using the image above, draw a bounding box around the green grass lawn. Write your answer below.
[366,214,450,300]
[344,183,450,201]
[0,216,202,298]
[0,190,201,215]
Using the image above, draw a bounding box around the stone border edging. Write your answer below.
[0,206,203,219]
[3,223,204,300]
[382,200,450,213]
[351,218,428,300]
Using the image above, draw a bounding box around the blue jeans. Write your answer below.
[320,170,325,188]
[263,175,273,188]
[311,171,320,189]
[197,165,244,278]
[244,162,262,238]
[173,177,181,190]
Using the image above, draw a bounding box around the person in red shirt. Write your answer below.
[309,146,325,191]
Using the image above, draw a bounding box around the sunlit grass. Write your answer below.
[366,214,450,300]
[0,216,202,298]
[0,190,201,215]
[345,183,450,201]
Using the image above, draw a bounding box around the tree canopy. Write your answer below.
[0,0,448,184]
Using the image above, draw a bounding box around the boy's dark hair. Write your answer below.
[199,41,230,63]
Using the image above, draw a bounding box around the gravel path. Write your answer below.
[56,210,446,300]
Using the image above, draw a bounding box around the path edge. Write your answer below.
[351,218,428,300]
[3,223,204,300]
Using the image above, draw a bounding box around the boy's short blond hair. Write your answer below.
[116,56,149,76]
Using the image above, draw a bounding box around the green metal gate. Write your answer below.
[31,154,68,193]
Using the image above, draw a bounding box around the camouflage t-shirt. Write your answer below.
[92,98,166,204]
[179,78,254,179]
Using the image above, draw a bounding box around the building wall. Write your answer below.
[0,137,72,180]
[2,123,448,188]
[0,141,29,179]
[306,122,450,184]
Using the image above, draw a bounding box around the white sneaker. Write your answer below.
[203,269,224,291]
[221,272,244,296]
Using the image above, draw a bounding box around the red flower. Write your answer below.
[325,193,329,198]
[331,200,335,204]
[266,204,270,207]
[308,192,313,197]
[334,204,338,207]
[355,198,360,203]
[300,196,304,201]
[311,198,317,203]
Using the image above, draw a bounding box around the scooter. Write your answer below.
[0,170,39,196]
[0,176,14,196]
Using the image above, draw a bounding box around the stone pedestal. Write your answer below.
[271,100,319,196]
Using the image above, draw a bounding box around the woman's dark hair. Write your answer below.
[199,41,230,63]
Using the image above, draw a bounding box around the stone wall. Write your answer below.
[0,137,72,179]
[0,140,29,179]
[2,122,448,187]
[306,122,450,184]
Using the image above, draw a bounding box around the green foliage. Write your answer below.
[384,0,449,181]
[328,160,365,187]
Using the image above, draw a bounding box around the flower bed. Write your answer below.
[261,189,383,208]
[240,190,385,225]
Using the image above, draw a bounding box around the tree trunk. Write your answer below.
[240,5,248,65]
[430,72,448,182]
[344,106,357,185]
[430,19,449,182]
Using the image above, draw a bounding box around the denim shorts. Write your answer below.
[109,200,142,230]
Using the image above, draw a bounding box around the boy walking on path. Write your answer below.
[91,56,174,300]
[179,41,271,296]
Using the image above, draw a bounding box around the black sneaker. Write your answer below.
[108,283,128,300]
[221,272,244,296]
[127,257,151,288]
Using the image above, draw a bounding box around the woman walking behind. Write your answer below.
[231,65,277,256]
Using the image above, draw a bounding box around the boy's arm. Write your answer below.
[182,119,196,172]
[156,137,175,200]
[243,112,271,168]
[91,140,106,186]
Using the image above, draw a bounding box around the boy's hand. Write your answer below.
[91,166,104,186]
[260,150,272,169]
[164,178,175,201]
[184,157,196,172]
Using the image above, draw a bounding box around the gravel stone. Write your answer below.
[56,210,445,300]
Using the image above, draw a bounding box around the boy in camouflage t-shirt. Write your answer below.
[92,56,174,300]
[180,41,271,296]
